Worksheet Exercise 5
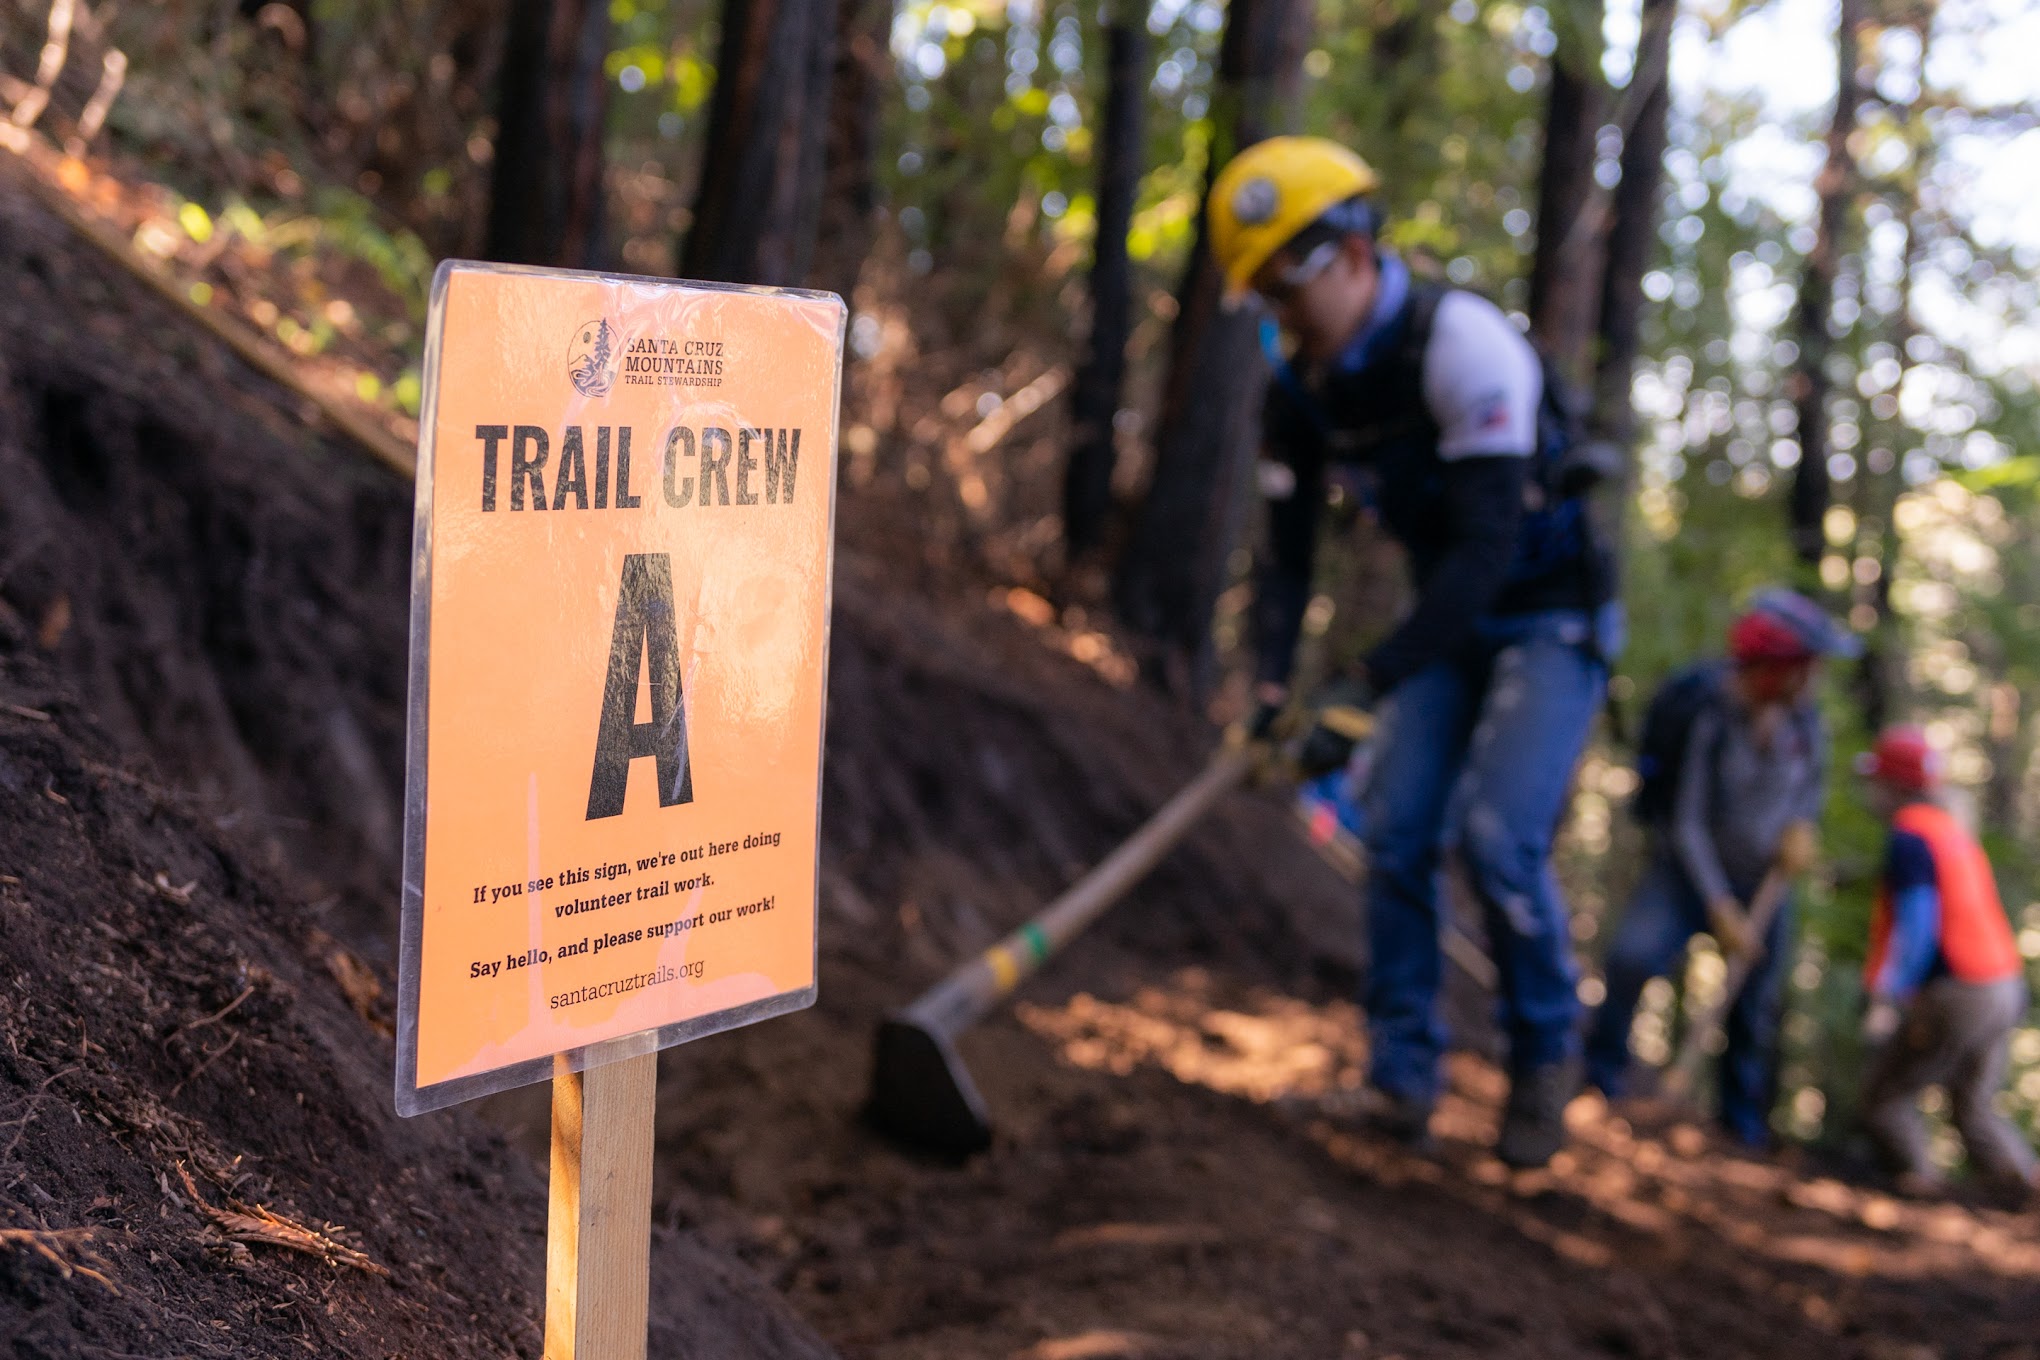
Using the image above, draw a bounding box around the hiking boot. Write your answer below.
[1316,1085,1436,1151]
[1971,1168,2038,1212]
[1497,1065,1574,1169]
[1892,1169,1951,1201]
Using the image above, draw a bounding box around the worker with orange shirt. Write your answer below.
[1858,724,2036,1197]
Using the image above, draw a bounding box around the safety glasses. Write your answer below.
[1254,239,1340,306]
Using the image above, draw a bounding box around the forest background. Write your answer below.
[5,0,2040,1167]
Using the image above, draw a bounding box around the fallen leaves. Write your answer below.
[323,946,394,1040]
[304,929,393,1038]
[134,870,197,906]
[36,592,71,649]
[163,985,254,1046]
[166,1031,239,1099]
[176,1165,389,1279]
[0,1225,119,1293]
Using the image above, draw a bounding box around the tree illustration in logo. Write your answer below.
[567,319,617,397]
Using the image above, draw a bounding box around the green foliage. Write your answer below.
[1303,0,1545,301]
[303,189,437,320]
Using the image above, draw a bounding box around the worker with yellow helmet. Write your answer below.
[1220,136,1619,1168]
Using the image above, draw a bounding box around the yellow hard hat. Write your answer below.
[1207,137,1381,299]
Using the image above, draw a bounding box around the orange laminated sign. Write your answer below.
[395,262,844,1115]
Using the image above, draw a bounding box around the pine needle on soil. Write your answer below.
[0,1226,118,1294]
[177,1165,390,1279]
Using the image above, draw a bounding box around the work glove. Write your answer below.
[1775,819,1820,878]
[1228,685,1299,789]
[1245,696,1287,743]
[1862,999,1903,1046]
[1227,681,1293,751]
[1707,896,1757,959]
[1295,673,1376,778]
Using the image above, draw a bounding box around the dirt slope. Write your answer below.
[0,177,838,1357]
[0,174,414,959]
[0,634,834,1357]
[4,177,2040,1360]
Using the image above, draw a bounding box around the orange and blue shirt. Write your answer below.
[1867,802,2022,1001]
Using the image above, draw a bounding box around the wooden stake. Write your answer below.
[546,1051,657,1360]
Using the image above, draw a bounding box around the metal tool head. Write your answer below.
[867,1014,993,1157]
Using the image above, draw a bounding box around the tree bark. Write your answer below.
[1063,17,1150,558]
[485,0,613,269]
[1850,11,1932,737]
[1529,39,1609,385]
[1369,2,1443,150]
[808,0,892,298]
[682,0,840,286]
[1112,0,1311,695]
[1789,0,1863,564]
[1589,0,1673,448]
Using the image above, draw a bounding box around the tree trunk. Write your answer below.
[682,0,840,286]
[1112,0,1311,695]
[1528,39,1609,385]
[1788,0,1863,564]
[1589,0,1673,448]
[808,0,892,298]
[1983,681,2024,840]
[1063,17,1150,559]
[485,0,612,269]
[1369,2,1443,153]
[1850,11,1930,737]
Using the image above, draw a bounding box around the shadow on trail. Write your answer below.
[1017,969,2040,1359]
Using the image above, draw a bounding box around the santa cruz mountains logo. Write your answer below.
[567,318,618,397]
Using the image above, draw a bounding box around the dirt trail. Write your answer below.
[4,182,2039,1359]
[606,579,2040,1360]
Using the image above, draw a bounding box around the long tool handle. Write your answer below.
[900,744,1255,1041]
[1291,800,1499,994]
[1662,867,1791,1099]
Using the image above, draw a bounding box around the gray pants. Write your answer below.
[1863,975,2036,1186]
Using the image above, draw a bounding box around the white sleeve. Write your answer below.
[1420,291,1543,461]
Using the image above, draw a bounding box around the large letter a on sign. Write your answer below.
[586,554,694,819]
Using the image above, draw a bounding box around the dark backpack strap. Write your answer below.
[1310,281,1444,459]
[1693,683,1733,788]
[1260,317,1330,441]
[1398,283,1448,389]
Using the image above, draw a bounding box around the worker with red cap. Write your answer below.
[1858,725,2036,1197]
[1585,587,1857,1146]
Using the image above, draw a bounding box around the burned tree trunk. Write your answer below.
[1112,0,1311,694]
[1062,15,1150,559]
[1589,0,1673,448]
[809,0,893,298]
[682,0,839,286]
[1528,36,1609,385]
[1788,0,1863,564]
[485,0,612,269]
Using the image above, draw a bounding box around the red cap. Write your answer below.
[1728,610,1812,664]
[1856,725,1943,793]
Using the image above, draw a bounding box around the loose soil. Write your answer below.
[0,635,832,1359]
[4,178,2039,1360]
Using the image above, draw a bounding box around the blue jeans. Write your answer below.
[1361,611,1607,1104]
[1584,848,1794,1146]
